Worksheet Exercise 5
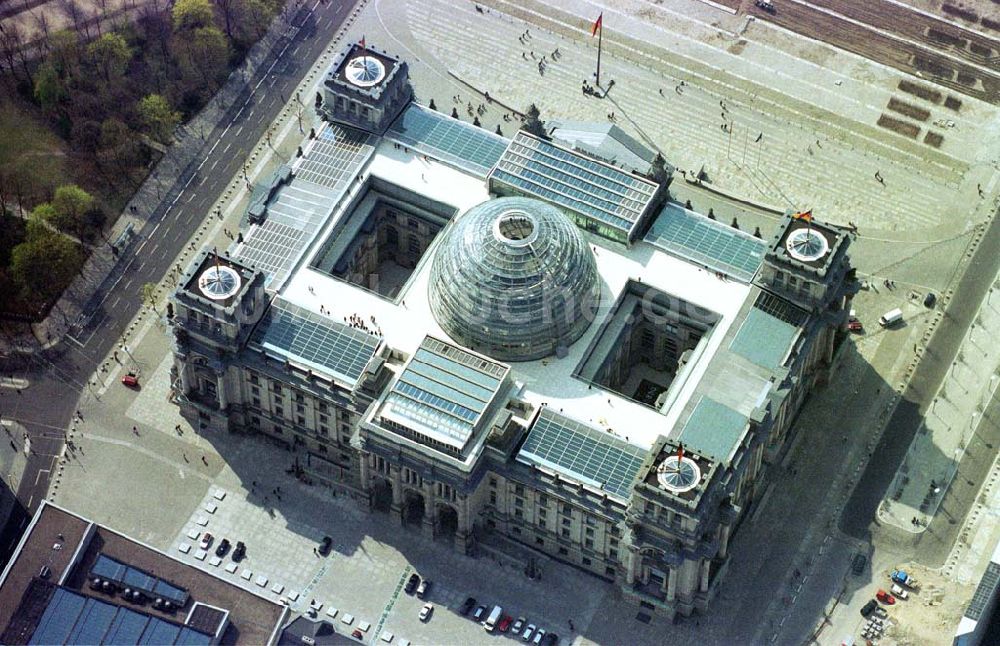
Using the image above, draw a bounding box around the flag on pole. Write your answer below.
[792,209,813,222]
[591,13,603,36]
[359,35,366,50]
[676,442,685,464]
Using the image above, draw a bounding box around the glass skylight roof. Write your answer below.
[251,299,381,386]
[677,397,748,463]
[489,131,659,240]
[645,201,766,282]
[386,103,508,177]
[382,336,508,451]
[517,408,646,500]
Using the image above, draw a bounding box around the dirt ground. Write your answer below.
[875,561,975,645]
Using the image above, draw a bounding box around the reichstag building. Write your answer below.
[169,42,857,620]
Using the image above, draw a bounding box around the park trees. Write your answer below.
[9,217,84,302]
[138,94,180,143]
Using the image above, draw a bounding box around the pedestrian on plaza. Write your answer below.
[183,453,188,462]
[202,455,208,465]
[132,426,138,435]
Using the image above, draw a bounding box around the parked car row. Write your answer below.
[196,533,246,562]
[458,596,559,644]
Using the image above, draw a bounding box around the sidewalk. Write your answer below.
[878,284,1000,532]
[0,2,312,358]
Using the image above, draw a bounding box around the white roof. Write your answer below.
[279,141,754,450]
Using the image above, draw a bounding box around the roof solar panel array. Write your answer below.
[387,103,508,177]
[251,299,381,386]
[90,554,188,606]
[489,132,658,239]
[967,561,1000,620]
[517,408,646,500]
[383,337,507,448]
[30,588,212,646]
[645,201,766,282]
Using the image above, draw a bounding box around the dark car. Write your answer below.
[215,538,231,557]
[318,536,333,556]
[232,541,246,562]
[860,599,878,617]
[851,553,867,575]
[459,597,477,615]
[405,573,420,594]
[924,292,937,308]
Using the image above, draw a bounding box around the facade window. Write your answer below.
[318,444,327,453]
[249,373,259,385]
[582,557,592,566]
[610,549,618,561]
[275,406,284,417]
[514,497,523,508]
[319,414,328,424]
[251,386,259,396]
[539,494,548,506]
[562,517,571,527]
[585,527,594,537]
[514,484,524,495]
[585,538,594,549]
[319,425,329,436]
[250,416,260,427]
[610,537,619,547]
[535,537,544,546]
[252,397,260,407]
[512,526,521,535]
[605,566,616,577]
[273,384,282,395]
[514,509,523,519]
[538,508,547,519]
[319,402,328,413]
[611,525,621,537]
[537,519,546,529]
[585,515,596,526]
[558,547,568,556]
[561,528,570,538]
[296,405,305,414]
[487,520,496,529]
[562,503,572,514]
[489,477,497,487]
[297,415,305,425]
[489,491,497,505]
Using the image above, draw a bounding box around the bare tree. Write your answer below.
[33,10,53,52]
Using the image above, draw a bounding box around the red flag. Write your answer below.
[359,35,366,50]
[676,442,684,463]
[591,13,602,36]
[792,209,813,222]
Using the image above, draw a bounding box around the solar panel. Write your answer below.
[517,408,646,500]
[382,337,508,448]
[967,561,1000,620]
[754,291,808,326]
[106,609,150,645]
[645,201,766,282]
[89,554,190,608]
[176,626,215,645]
[252,299,381,386]
[489,132,659,240]
[69,597,117,645]
[151,580,189,606]
[294,124,374,189]
[31,587,86,645]
[387,103,508,177]
[141,617,181,645]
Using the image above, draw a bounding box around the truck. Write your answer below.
[891,569,917,587]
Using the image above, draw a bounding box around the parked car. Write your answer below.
[318,536,333,556]
[419,603,434,622]
[890,569,917,588]
[459,597,477,616]
[416,579,432,599]
[232,541,246,562]
[512,617,526,634]
[498,615,513,633]
[755,0,775,13]
[848,319,863,333]
[405,573,420,594]
[876,589,896,605]
[198,533,213,550]
[890,583,909,600]
[522,624,536,641]
[532,629,546,645]
[121,373,139,388]
[472,605,487,622]
[851,553,867,575]
[860,599,878,617]
[215,538,230,557]
[924,292,937,308]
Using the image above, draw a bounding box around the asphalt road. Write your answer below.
[841,205,1000,547]
[0,0,355,566]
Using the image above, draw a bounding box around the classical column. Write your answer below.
[216,372,228,410]
[626,549,640,585]
[422,480,436,540]
[719,524,731,559]
[699,559,710,593]
[666,565,677,602]
[391,466,404,525]
[177,359,191,393]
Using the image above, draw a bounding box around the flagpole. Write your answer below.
[596,21,603,87]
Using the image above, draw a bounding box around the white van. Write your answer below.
[483,605,503,632]
[879,308,903,327]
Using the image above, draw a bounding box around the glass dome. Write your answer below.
[429,197,601,362]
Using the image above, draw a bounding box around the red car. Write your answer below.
[847,319,863,333]
[876,589,896,605]
[497,615,513,632]
[121,372,139,388]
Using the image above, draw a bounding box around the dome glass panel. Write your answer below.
[429,197,601,362]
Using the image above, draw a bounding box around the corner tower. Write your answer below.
[319,41,412,134]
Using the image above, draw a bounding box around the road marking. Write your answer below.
[35,469,49,486]
[374,566,411,642]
